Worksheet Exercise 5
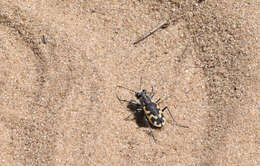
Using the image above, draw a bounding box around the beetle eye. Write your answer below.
[142,89,147,94]
[135,93,141,99]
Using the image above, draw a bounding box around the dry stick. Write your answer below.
[133,21,170,45]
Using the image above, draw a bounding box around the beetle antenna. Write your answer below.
[116,85,138,93]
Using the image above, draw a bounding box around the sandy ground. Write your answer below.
[0,0,259,166]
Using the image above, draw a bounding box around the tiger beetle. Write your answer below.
[116,78,188,142]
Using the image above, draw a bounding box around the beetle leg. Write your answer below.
[144,116,157,142]
[139,76,143,90]
[162,106,189,128]
[155,98,161,103]
[150,86,155,99]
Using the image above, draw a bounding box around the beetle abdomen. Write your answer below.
[144,103,165,128]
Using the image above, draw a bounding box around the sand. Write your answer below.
[0,0,259,166]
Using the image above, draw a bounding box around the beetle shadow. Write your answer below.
[124,102,149,128]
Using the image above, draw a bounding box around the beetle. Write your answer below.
[116,79,188,141]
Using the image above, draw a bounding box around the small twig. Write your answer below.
[180,44,189,58]
[133,21,170,45]
[41,35,47,44]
